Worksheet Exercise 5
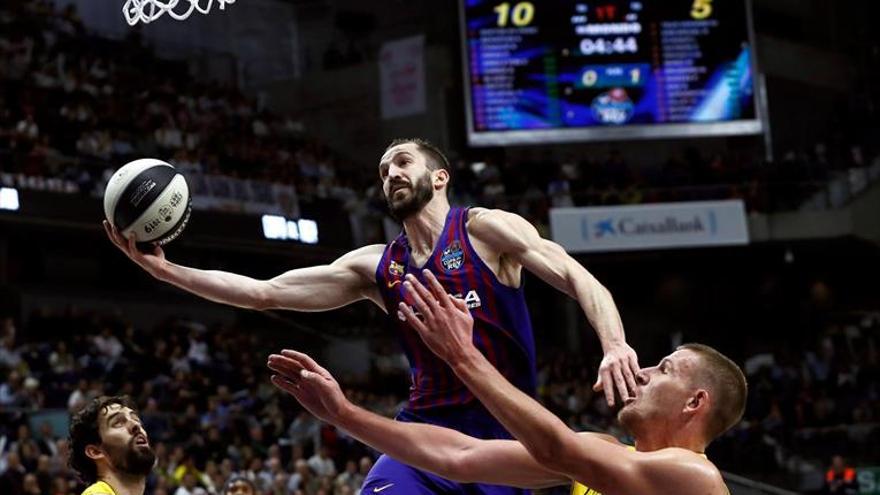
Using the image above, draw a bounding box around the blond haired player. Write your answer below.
[268,272,746,495]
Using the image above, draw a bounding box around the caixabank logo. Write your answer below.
[583,212,718,240]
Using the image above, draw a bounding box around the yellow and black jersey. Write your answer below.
[569,448,722,495]
[81,481,117,495]
[571,482,601,495]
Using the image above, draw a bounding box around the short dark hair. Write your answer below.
[223,475,257,495]
[386,138,450,174]
[678,344,748,441]
[69,395,137,484]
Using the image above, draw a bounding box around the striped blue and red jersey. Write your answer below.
[376,206,537,410]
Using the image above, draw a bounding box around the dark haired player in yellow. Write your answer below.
[269,272,746,495]
[69,396,155,495]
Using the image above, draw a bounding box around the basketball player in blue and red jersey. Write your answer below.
[104,138,640,494]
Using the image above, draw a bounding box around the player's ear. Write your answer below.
[85,444,105,462]
[433,168,449,190]
[684,389,709,414]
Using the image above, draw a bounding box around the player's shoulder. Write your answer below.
[640,447,725,488]
[576,431,623,446]
[336,243,386,262]
[81,481,117,495]
[466,207,505,221]
[332,244,386,276]
[466,207,526,232]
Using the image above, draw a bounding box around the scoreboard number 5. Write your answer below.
[691,0,713,19]
[494,2,535,27]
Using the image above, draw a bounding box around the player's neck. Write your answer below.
[402,199,450,256]
[99,471,146,495]
[633,429,706,454]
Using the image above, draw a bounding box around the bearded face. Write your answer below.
[95,404,156,478]
[384,169,434,221]
[103,434,156,477]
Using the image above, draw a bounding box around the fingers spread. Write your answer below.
[621,362,638,399]
[404,279,433,321]
[268,355,304,379]
[422,270,448,307]
[399,302,429,335]
[449,294,469,313]
[270,375,300,393]
[629,353,641,377]
[601,369,614,406]
[612,366,629,403]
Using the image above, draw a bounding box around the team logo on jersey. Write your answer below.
[389,260,405,277]
[398,289,481,320]
[441,240,464,271]
[387,260,405,288]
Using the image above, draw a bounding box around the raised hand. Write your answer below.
[592,343,640,407]
[398,270,478,365]
[102,220,167,277]
[267,349,349,423]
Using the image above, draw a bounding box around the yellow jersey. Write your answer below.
[571,482,601,495]
[569,447,718,495]
[81,481,118,495]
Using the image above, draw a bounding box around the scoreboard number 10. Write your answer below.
[494,2,535,27]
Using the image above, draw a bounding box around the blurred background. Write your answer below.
[1,0,880,494]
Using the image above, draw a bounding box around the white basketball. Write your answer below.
[103,158,192,245]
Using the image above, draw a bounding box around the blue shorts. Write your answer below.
[361,404,531,495]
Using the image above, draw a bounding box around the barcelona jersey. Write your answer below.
[376,207,537,410]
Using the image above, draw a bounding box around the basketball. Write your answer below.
[103,158,192,245]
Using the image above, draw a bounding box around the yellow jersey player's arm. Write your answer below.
[268,351,567,489]
[105,220,384,312]
[447,349,725,495]
[338,406,569,489]
[466,208,638,406]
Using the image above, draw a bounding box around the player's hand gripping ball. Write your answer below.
[103,158,191,245]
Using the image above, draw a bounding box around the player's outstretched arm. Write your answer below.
[400,273,725,495]
[467,208,639,406]
[267,350,567,489]
[104,220,383,311]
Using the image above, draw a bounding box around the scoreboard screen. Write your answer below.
[460,0,763,146]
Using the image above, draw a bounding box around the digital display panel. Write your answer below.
[460,0,763,146]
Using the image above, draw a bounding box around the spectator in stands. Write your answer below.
[222,476,255,495]
[334,459,363,493]
[823,455,859,495]
[307,445,336,478]
[0,451,26,495]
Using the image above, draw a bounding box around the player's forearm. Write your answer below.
[451,349,587,473]
[156,262,271,309]
[335,403,562,488]
[569,265,625,351]
[335,403,474,482]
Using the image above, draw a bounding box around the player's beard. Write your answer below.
[106,439,156,478]
[385,171,434,221]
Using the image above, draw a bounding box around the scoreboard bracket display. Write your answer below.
[459,0,767,146]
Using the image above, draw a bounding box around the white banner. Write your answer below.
[550,200,749,253]
[379,35,426,119]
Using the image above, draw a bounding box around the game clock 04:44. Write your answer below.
[579,36,638,56]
